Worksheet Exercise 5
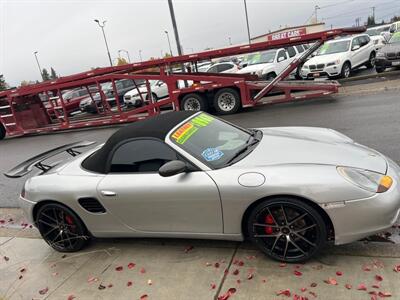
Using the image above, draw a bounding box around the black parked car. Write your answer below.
[79,79,140,113]
[375,32,400,73]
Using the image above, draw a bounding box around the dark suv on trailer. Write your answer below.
[375,32,400,73]
[79,79,138,113]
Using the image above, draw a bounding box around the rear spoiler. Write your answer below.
[4,140,96,178]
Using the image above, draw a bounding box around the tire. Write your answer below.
[146,93,158,102]
[366,52,376,69]
[340,62,351,79]
[181,93,208,112]
[36,203,90,252]
[213,88,241,115]
[0,123,5,140]
[376,66,385,73]
[264,72,277,81]
[247,197,327,263]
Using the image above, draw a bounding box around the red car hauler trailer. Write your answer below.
[0,27,364,140]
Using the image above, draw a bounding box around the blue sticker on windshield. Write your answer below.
[201,148,224,162]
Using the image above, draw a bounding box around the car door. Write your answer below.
[350,37,363,67]
[276,49,289,74]
[97,138,223,233]
[218,63,235,73]
[154,80,168,98]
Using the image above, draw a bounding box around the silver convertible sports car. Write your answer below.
[6,111,400,263]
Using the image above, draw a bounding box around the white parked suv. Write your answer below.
[123,80,168,107]
[237,45,307,80]
[366,25,391,50]
[301,34,376,79]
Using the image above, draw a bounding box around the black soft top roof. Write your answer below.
[82,111,196,173]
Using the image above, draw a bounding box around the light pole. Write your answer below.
[33,51,44,80]
[164,30,173,56]
[243,0,251,44]
[314,5,320,23]
[139,50,143,62]
[118,49,131,62]
[94,19,113,66]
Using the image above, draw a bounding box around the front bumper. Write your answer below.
[376,57,400,68]
[301,64,341,79]
[325,158,400,245]
[124,96,143,107]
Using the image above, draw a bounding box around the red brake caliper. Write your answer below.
[264,214,274,234]
[65,215,74,225]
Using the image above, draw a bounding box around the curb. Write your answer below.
[339,69,400,84]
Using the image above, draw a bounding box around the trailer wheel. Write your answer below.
[181,93,208,112]
[213,88,241,115]
[0,123,5,140]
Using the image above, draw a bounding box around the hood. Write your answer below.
[235,127,387,174]
[379,43,400,53]
[304,53,348,66]
[237,63,270,74]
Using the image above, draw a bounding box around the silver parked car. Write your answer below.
[6,112,400,262]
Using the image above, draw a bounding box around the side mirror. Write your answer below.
[241,63,248,68]
[390,28,395,34]
[352,45,360,51]
[159,160,187,177]
[277,56,285,62]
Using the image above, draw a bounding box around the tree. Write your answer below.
[0,74,7,91]
[391,15,400,22]
[50,67,58,79]
[367,16,376,26]
[42,68,50,81]
[116,57,128,66]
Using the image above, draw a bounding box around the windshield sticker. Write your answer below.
[171,113,214,144]
[201,148,224,161]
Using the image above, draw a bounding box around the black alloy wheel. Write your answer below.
[248,198,327,263]
[36,203,89,252]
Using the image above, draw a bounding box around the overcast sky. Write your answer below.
[1,0,399,86]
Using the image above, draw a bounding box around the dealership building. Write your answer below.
[251,23,326,43]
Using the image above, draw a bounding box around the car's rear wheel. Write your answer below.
[366,52,376,69]
[36,203,89,252]
[340,62,351,79]
[247,197,327,263]
[181,93,208,112]
[213,88,241,115]
[376,66,385,73]
[146,93,158,102]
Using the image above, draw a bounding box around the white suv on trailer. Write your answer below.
[301,34,376,79]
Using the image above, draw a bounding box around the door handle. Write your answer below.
[101,190,117,197]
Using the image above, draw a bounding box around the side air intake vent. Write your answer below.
[78,198,106,213]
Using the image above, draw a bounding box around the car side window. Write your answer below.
[109,139,178,173]
[277,50,287,61]
[217,63,233,72]
[295,45,304,53]
[351,37,361,49]
[207,65,218,73]
[286,46,296,58]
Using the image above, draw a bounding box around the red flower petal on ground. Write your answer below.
[232,269,239,276]
[107,284,113,288]
[309,291,317,298]
[310,282,317,288]
[184,245,194,253]
[140,294,148,300]
[294,270,303,276]
[371,295,378,300]
[238,260,244,266]
[214,262,220,268]
[324,278,338,285]
[218,288,237,300]
[293,294,308,300]
[393,265,400,272]
[357,283,367,291]
[3,256,9,261]
[345,284,352,290]
[363,265,371,272]
[375,275,383,282]
[369,291,377,296]
[301,287,307,292]
[140,267,146,274]
[0,220,5,224]
[246,255,256,260]
[128,262,136,269]
[127,281,133,287]
[67,295,75,300]
[276,289,291,297]
[98,284,106,290]
[39,287,49,295]
[210,283,216,290]
[280,263,287,268]
[224,269,229,275]
[336,271,343,276]
[247,273,254,280]
[372,284,380,289]
[378,291,392,297]
[115,266,123,271]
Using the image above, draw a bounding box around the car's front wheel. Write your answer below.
[247,197,327,263]
[340,62,351,78]
[36,203,90,252]
[376,66,386,73]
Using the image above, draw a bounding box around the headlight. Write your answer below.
[337,166,393,193]
[376,52,385,57]
[326,59,340,67]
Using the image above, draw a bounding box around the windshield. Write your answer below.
[248,51,276,65]
[169,113,256,168]
[366,29,379,36]
[389,32,400,44]
[317,40,350,55]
